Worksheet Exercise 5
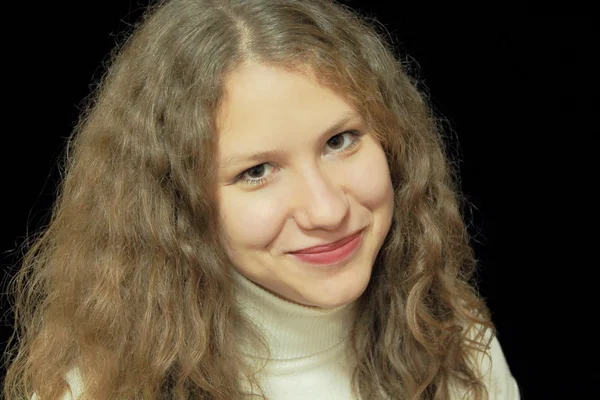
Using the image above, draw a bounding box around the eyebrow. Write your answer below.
[220,111,363,169]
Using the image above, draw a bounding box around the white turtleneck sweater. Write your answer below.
[56,270,520,399]
[231,269,520,400]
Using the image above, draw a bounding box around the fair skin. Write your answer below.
[217,62,394,309]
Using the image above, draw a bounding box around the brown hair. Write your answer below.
[4,0,493,398]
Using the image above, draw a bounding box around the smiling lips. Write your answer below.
[289,230,363,265]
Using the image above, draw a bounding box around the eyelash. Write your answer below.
[234,130,363,187]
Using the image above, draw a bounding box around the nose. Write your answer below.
[291,165,350,230]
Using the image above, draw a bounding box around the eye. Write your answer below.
[235,163,275,187]
[324,130,362,154]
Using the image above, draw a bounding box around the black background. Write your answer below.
[1,2,595,398]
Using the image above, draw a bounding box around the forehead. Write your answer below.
[216,63,357,155]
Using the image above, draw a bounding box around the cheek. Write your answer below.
[219,191,284,251]
[347,146,394,210]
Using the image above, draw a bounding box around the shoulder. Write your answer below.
[62,368,85,399]
[472,326,521,399]
[448,324,520,399]
[32,368,85,400]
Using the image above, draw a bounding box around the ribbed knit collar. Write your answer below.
[232,268,357,360]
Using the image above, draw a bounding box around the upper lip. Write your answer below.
[288,230,363,254]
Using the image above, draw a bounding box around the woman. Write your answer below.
[4,0,519,398]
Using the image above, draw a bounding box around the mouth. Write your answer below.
[288,230,364,266]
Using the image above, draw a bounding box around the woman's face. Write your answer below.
[217,62,394,309]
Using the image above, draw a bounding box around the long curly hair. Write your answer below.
[4,0,494,398]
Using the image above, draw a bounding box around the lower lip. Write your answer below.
[290,231,363,266]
